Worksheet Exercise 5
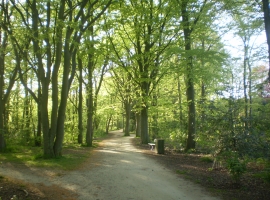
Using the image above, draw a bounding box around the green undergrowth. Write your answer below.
[200,155,213,163]
[176,169,187,175]
[0,143,96,171]
[252,158,270,183]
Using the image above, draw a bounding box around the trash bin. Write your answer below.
[155,139,165,154]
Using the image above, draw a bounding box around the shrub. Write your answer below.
[260,167,270,183]
[225,152,247,183]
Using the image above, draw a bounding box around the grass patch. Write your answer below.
[30,153,90,170]
[195,179,201,184]
[209,188,223,193]
[200,156,213,163]
[0,144,93,171]
[0,146,43,163]
[176,169,187,175]
[253,169,270,183]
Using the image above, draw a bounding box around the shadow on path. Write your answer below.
[0,130,220,200]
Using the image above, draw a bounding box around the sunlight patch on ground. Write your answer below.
[120,159,132,164]
[98,149,121,154]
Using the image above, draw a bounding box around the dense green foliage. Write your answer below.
[0,0,269,165]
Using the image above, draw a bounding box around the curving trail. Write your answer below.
[0,130,220,200]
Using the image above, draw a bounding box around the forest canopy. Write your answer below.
[0,0,269,160]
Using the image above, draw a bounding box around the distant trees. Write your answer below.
[107,0,177,144]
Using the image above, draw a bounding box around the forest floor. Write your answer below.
[131,138,270,200]
[0,131,269,200]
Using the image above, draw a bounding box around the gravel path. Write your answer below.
[0,130,220,200]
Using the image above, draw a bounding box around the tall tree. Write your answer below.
[77,57,84,144]
[108,0,177,143]
[0,13,7,151]
[230,3,264,130]
[109,66,133,136]
[0,2,18,151]
[262,0,270,81]
[1,0,112,157]
[85,34,110,146]
[178,0,212,150]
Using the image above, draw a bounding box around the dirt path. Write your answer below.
[0,130,220,200]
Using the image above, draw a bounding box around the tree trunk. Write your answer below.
[0,47,5,152]
[124,100,131,136]
[200,40,206,130]
[86,86,94,146]
[136,112,141,137]
[122,110,125,133]
[243,43,248,131]
[181,1,196,150]
[141,106,149,144]
[186,78,196,150]
[54,85,69,157]
[262,0,270,81]
[201,82,206,121]
[0,29,19,151]
[31,0,55,158]
[0,103,5,152]
[35,101,42,147]
[151,92,158,140]
[41,98,54,158]
[247,56,252,127]
[86,40,94,146]
[177,76,184,130]
[53,1,78,155]
[106,116,112,134]
[23,89,31,141]
[77,58,83,144]
[0,25,6,151]
[22,70,31,142]
[32,79,42,147]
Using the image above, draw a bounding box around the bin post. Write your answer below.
[155,139,165,154]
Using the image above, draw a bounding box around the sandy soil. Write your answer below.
[0,130,220,200]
